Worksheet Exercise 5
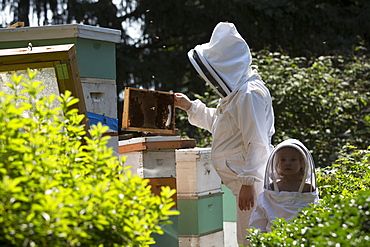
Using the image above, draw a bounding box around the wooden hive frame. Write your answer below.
[122,87,176,134]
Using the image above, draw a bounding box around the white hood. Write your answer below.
[250,139,319,232]
[188,22,259,98]
[265,139,317,192]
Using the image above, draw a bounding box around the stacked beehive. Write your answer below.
[118,136,180,247]
[119,136,196,247]
[176,147,224,247]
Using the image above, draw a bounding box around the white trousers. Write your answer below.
[219,174,262,246]
[236,196,254,246]
[212,150,264,246]
[235,181,262,246]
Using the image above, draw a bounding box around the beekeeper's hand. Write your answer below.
[238,185,255,211]
[174,93,192,111]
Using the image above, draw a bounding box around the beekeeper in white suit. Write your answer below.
[249,139,319,233]
[174,22,275,246]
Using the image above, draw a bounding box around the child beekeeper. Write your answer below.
[249,139,319,233]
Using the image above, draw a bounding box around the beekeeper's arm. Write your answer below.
[174,93,216,132]
[235,91,271,211]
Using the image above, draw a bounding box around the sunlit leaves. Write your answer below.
[0,70,178,246]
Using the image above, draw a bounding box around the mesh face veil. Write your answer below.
[191,50,230,97]
[264,139,317,193]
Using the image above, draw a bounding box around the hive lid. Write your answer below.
[0,24,121,43]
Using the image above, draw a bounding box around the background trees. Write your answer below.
[1,0,369,167]
[2,0,369,91]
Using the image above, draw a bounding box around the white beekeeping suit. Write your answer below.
[250,139,319,233]
[185,22,275,246]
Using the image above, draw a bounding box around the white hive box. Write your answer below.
[82,78,117,119]
[120,149,176,178]
[106,134,119,157]
[119,136,181,178]
[176,148,222,197]
[178,230,224,247]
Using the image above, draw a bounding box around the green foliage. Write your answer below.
[258,52,370,167]
[177,53,370,168]
[317,144,370,199]
[0,70,178,247]
[246,144,370,246]
[247,191,370,246]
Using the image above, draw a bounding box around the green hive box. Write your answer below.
[0,24,121,80]
[222,184,236,222]
[151,214,179,247]
[178,192,223,236]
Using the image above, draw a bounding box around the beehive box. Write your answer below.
[120,149,176,178]
[82,77,117,118]
[178,230,224,247]
[118,136,184,178]
[119,136,195,153]
[152,214,179,247]
[177,192,223,237]
[118,136,180,246]
[0,24,121,80]
[176,148,222,197]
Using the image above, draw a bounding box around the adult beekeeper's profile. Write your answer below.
[174,22,275,246]
[249,139,319,233]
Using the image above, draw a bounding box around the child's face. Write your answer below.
[276,148,304,177]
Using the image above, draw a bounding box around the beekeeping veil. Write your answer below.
[250,139,319,232]
[188,22,259,98]
[265,139,317,192]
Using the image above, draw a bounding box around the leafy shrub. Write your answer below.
[176,53,370,168]
[257,52,370,168]
[246,144,370,246]
[317,144,370,199]
[247,190,370,246]
[0,70,178,246]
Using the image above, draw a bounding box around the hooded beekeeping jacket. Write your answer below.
[186,22,275,193]
[250,139,319,233]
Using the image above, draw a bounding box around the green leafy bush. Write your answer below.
[257,52,370,168]
[246,144,370,246]
[0,70,178,246]
[176,53,370,168]
[317,144,370,199]
[247,190,370,246]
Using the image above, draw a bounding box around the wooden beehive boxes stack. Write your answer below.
[176,148,224,247]
[119,136,196,247]
[119,136,179,247]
